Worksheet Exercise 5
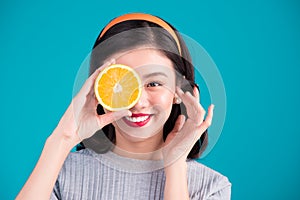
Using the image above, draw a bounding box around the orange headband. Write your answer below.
[98,13,182,56]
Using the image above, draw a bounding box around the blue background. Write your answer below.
[1,0,299,199]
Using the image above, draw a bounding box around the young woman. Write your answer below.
[17,13,231,200]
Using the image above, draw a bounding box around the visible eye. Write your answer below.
[146,81,162,87]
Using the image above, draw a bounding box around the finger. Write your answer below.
[176,87,192,105]
[76,59,116,100]
[164,115,186,146]
[204,104,214,127]
[171,115,186,134]
[177,88,203,121]
[176,87,205,125]
[170,105,214,153]
[93,58,116,78]
[196,104,214,137]
[176,87,197,103]
[97,109,132,127]
[193,86,200,103]
[83,59,116,97]
[96,58,116,74]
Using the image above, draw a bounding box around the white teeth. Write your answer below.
[125,116,149,122]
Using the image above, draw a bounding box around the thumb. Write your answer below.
[164,115,186,147]
[97,110,132,127]
[170,115,186,134]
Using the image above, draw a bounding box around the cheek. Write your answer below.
[151,92,174,112]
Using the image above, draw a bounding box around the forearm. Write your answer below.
[16,129,78,200]
[164,159,190,200]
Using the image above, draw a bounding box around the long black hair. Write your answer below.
[77,16,208,159]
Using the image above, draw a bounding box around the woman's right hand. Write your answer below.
[53,59,131,145]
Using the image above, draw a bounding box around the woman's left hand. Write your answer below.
[163,86,214,166]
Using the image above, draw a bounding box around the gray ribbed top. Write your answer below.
[51,149,231,200]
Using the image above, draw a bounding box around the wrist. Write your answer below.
[164,159,187,175]
[48,129,80,151]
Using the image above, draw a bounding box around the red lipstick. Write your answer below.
[131,113,150,117]
[124,113,151,127]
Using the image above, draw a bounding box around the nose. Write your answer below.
[131,87,149,112]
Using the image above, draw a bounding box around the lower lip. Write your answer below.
[123,115,152,127]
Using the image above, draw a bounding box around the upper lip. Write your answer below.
[130,113,151,117]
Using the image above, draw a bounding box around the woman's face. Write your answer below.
[107,48,177,141]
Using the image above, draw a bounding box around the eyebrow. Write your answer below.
[142,72,168,79]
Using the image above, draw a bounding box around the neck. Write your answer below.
[113,129,164,160]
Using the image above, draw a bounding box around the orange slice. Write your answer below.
[94,64,142,111]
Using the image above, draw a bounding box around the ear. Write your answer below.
[173,93,182,104]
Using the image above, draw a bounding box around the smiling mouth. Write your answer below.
[123,114,152,127]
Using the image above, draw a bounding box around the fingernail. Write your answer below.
[181,115,186,121]
[107,58,115,66]
[122,110,131,116]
